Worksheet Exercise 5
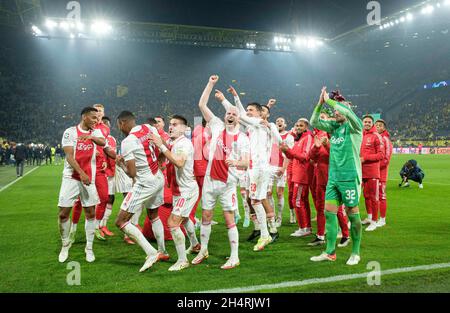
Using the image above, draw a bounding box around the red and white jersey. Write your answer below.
[105,135,117,177]
[121,124,161,183]
[239,117,273,169]
[167,135,197,196]
[269,131,295,167]
[95,122,110,172]
[61,125,104,181]
[205,116,250,185]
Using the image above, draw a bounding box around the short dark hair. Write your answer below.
[202,118,207,128]
[155,116,165,122]
[247,102,262,112]
[363,114,374,122]
[262,105,271,114]
[375,119,387,126]
[147,117,158,126]
[81,107,98,116]
[171,115,188,126]
[102,116,111,123]
[117,111,136,122]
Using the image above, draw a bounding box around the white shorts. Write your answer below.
[238,171,249,189]
[268,166,287,189]
[248,167,271,201]
[120,171,164,214]
[202,176,238,212]
[172,189,199,218]
[115,166,133,194]
[107,176,115,195]
[58,177,100,208]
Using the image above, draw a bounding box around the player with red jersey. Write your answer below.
[375,119,393,227]
[57,107,106,263]
[360,115,384,232]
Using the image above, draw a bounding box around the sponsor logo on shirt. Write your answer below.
[77,143,94,151]
[330,136,345,145]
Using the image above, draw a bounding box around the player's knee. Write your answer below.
[58,210,70,221]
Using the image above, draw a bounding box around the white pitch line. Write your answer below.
[197,262,450,293]
[0,166,40,193]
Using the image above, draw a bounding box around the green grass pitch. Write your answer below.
[0,154,449,292]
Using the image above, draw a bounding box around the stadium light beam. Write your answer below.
[445,0,450,6]
[59,21,69,30]
[45,19,57,29]
[406,13,414,21]
[421,5,434,14]
[91,20,112,35]
[31,25,42,36]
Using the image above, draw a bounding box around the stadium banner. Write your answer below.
[393,147,450,154]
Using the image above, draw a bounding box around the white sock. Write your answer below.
[228,225,239,260]
[268,193,275,211]
[184,219,199,247]
[130,207,142,225]
[268,216,277,233]
[95,219,101,229]
[367,214,372,220]
[200,222,211,253]
[123,222,156,256]
[251,214,261,230]
[151,217,166,252]
[70,222,77,234]
[85,218,95,250]
[170,227,187,262]
[102,204,113,227]
[59,219,71,246]
[277,197,284,219]
[253,203,269,238]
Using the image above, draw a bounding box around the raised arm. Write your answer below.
[227,86,247,116]
[310,87,337,133]
[323,88,362,133]
[198,75,219,123]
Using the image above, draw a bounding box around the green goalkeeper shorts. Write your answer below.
[325,178,361,208]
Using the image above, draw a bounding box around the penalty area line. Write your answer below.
[0,166,40,193]
[196,262,450,293]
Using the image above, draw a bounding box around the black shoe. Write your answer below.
[307,236,325,246]
[337,237,350,248]
[269,232,279,243]
[247,230,261,242]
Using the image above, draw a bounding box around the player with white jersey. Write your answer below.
[191,75,250,269]
[150,115,200,272]
[268,117,294,227]
[115,111,168,273]
[57,107,106,263]
[220,88,282,252]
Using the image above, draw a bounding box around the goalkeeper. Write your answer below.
[309,87,363,266]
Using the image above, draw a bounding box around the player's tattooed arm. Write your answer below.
[63,146,91,185]
[78,134,106,147]
[199,75,219,123]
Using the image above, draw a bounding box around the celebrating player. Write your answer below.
[57,107,106,263]
[115,111,167,272]
[192,75,249,269]
[150,115,200,272]
[310,88,363,266]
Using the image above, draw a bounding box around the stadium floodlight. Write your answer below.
[59,21,69,30]
[389,21,395,26]
[274,36,279,43]
[246,43,256,49]
[45,19,57,29]
[421,5,434,14]
[91,20,112,35]
[76,22,84,31]
[437,2,441,8]
[31,25,42,36]
[400,16,406,22]
[395,19,400,24]
[379,25,383,30]
[445,0,450,6]
[69,33,75,39]
[406,13,414,21]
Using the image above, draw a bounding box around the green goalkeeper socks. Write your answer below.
[348,213,362,255]
[325,211,338,255]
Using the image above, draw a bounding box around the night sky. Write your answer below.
[40,0,426,38]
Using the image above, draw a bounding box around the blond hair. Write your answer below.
[93,104,104,109]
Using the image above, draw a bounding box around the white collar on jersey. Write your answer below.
[77,124,91,134]
[172,135,186,144]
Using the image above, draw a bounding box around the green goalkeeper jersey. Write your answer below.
[310,99,363,183]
